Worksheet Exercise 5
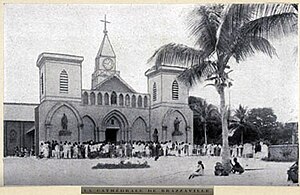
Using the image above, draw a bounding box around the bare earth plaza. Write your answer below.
[3,4,299,186]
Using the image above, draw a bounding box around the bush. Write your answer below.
[92,161,150,169]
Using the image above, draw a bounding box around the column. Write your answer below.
[96,127,100,142]
[162,126,167,142]
[45,124,51,141]
[99,129,105,142]
[78,124,83,143]
[127,127,132,141]
[20,122,24,148]
[186,126,191,143]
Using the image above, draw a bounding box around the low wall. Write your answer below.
[268,144,299,161]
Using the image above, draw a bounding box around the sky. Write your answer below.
[3,4,299,122]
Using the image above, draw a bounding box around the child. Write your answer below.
[188,161,205,179]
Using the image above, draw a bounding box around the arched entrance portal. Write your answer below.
[101,110,129,143]
[105,116,121,143]
[161,109,189,143]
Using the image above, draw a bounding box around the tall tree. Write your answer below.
[247,107,278,144]
[148,4,297,173]
[189,98,220,145]
[229,105,258,144]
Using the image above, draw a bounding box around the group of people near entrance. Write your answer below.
[38,140,200,159]
[13,146,34,157]
[15,139,268,160]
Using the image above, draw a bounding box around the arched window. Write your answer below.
[132,95,136,107]
[82,92,88,105]
[125,94,130,106]
[153,82,157,101]
[104,93,109,105]
[119,94,124,106]
[41,73,44,94]
[172,80,179,100]
[138,95,142,108]
[97,93,102,105]
[60,70,68,93]
[90,92,95,105]
[144,96,148,108]
[111,91,117,105]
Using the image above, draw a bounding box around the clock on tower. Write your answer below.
[102,57,114,70]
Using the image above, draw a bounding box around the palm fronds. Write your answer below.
[188,4,222,55]
[232,36,277,63]
[177,60,216,87]
[147,43,206,68]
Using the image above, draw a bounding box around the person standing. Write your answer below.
[67,142,72,159]
[44,142,49,159]
[73,143,78,159]
[59,141,63,159]
[63,142,68,159]
[55,141,60,159]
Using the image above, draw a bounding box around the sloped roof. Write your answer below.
[94,74,136,93]
[4,103,38,121]
[96,34,116,58]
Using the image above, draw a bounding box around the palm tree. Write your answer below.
[148,4,297,173]
[190,99,220,145]
[229,105,258,144]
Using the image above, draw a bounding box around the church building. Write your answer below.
[4,17,193,156]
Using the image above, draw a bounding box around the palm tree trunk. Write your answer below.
[204,122,208,145]
[219,87,231,174]
[241,130,244,145]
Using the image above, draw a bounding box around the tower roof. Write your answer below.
[96,34,116,58]
[96,15,116,58]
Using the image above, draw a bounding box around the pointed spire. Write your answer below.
[96,15,116,58]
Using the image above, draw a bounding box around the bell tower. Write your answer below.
[92,15,119,89]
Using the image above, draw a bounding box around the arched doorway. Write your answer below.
[101,110,129,143]
[45,102,82,143]
[161,109,189,143]
[131,117,149,141]
[82,116,96,142]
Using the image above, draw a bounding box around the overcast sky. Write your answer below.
[4,4,298,122]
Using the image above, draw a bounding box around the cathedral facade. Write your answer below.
[34,23,193,154]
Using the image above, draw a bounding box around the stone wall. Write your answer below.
[268,144,299,161]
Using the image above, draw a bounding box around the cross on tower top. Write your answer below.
[100,14,110,34]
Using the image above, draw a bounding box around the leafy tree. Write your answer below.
[229,105,259,144]
[247,107,278,143]
[148,4,297,172]
[189,96,220,145]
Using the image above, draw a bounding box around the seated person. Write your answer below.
[287,161,298,183]
[214,162,224,176]
[214,162,231,176]
[231,157,244,174]
[189,161,205,179]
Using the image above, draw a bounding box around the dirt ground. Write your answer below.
[3,156,298,186]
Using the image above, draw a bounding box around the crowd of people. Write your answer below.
[37,140,197,159]
[13,146,34,157]
[32,140,270,158]
[12,139,268,160]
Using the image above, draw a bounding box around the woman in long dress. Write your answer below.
[44,142,49,159]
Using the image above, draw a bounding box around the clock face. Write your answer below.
[102,58,114,70]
